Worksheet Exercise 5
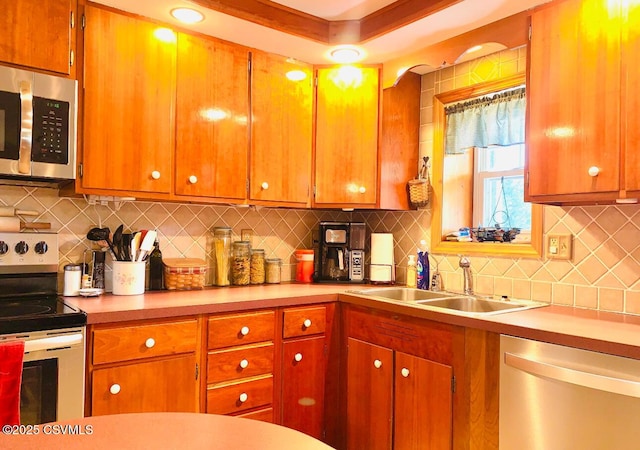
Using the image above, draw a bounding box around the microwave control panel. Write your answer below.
[31,96,69,165]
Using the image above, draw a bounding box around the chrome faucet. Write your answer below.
[459,256,473,296]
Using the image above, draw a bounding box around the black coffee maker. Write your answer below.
[314,222,366,283]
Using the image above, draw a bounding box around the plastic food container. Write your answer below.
[163,258,207,290]
[294,249,314,283]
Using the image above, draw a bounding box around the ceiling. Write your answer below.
[91,0,550,68]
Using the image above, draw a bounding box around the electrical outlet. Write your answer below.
[547,234,572,260]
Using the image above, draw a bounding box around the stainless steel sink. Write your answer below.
[346,287,547,316]
[347,287,457,302]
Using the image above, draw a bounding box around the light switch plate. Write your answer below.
[547,234,572,260]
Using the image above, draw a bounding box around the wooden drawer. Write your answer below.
[92,319,198,365]
[235,407,274,423]
[207,375,273,415]
[207,342,274,383]
[208,310,275,349]
[283,305,326,339]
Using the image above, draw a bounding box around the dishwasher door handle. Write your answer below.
[504,352,640,399]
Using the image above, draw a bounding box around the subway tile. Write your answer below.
[599,288,624,312]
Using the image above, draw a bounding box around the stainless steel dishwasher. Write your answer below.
[500,335,640,450]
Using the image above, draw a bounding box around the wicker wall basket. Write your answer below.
[408,156,430,208]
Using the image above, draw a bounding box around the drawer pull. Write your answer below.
[240,326,250,336]
[151,170,161,180]
[145,338,155,348]
[239,359,249,369]
[373,359,382,369]
[303,319,312,328]
[110,384,121,395]
[294,353,303,362]
[401,367,410,378]
[239,392,248,403]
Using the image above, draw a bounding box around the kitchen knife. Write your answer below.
[0,207,39,217]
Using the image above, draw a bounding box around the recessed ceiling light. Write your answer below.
[286,70,307,81]
[171,7,204,24]
[329,47,363,64]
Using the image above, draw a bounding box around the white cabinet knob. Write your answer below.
[239,392,248,403]
[401,367,410,378]
[294,353,303,362]
[110,384,121,395]
[239,359,249,369]
[145,338,155,348]
[303,319,312,328]
[261,182,269,190]
[151,170,161,180]
[188,175,198,184]
[240,326,250,336]
[588,166,600,177]
[373,359,382,369]
[358,186,366,194]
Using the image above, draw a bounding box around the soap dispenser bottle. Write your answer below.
[406,255,417,288]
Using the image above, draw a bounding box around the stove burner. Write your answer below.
[0,303,53,318]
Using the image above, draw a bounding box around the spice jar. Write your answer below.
[232,241,251,285]
[213,227,232,286]
[250,249,265,284]
[265,258,282,284]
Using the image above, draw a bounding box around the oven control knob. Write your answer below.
[35,241,48,255]
[0,241,8,255]
[15,241,29,255]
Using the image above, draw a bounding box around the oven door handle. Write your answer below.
[24,333,83,353]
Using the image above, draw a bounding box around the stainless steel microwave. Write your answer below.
[0,66,77,183]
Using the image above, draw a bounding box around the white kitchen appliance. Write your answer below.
[369,232,395,284]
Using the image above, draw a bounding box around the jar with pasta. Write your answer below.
[213,227,232,286]
[265,258,282,284]
[250,249,265,284]
[232,241,251,285]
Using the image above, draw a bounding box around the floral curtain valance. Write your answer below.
[444,87,526,155]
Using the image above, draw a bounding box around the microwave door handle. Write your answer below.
[18,80,33,174]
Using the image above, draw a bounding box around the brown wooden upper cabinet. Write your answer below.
[250,51,313,207]
[175,33,249,202]
[0,0,76,76]
[527,0,640,204]
[81,5,176,195]
[314,66,381,208]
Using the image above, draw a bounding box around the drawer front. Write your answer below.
[283,306,326,339]
[207,375,273,415]
[207,342,274,383]
[208,311,275,349]
[92,319,198,365]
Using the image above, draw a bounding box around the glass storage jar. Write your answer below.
[250,249,265,284]
[213,227,232,286]
[265,258,282,284]
[232,241,251,285]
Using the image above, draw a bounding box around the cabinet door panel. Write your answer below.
[0,0,73,74]
[347,338,393,450]
[315,66,379,206]
[624,2,640,193]
[527,0,621,198]
[251,51,312,205]
[282,336,326,440]
[82,6,175,193]
[175,33,249,199]
[92,355,197,416]
[394,352,452,450]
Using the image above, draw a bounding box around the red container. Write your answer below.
[294,249,314,283]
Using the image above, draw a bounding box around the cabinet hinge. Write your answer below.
[528,24,532,41]
[82,14,86,30]
[313,185,317,198]
[70,11,75,29]
[246,179,249,194]
[195,363,199,380]
[78,163,83,178]
[451,376,456,393]
[525,171,529,188]
[248,58,251,74]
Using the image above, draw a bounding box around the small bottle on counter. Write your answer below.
[148,239,164,290]
[265,258,282,284]
[232,241,251,285]
[406,255,417,289]
[250,249,265,284]
[63,264,83,296]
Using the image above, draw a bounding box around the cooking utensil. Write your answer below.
[130,232,142,262]
[112,224,124,261]
[0,207,40,217]
[0,217,51,232]
[87,227,117,260]
[121,233,132,261]
[136,230,157,262]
